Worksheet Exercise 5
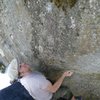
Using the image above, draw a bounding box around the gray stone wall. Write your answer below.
[0,0,100,99]
[0,0,38,66]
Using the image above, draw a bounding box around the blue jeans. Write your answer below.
[0,82,34,100]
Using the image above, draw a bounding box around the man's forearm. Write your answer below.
[47,74,65,93]
[47,71,73,93]
[52,75,65,92]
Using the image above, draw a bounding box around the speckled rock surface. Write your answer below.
[0,0,100,99]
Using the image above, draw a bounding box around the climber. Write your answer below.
[0,63,81,100]
[18,63,75,100]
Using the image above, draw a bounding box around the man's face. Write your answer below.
[19,63,30,77]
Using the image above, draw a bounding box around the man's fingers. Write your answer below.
[63,71,74,77]
[67,71,74,76]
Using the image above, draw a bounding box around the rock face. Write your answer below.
[0,0,100,99]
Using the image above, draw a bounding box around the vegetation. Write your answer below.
[50,0,77,11]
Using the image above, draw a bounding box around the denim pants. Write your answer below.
[0,82,34,100]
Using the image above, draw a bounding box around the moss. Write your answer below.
[50,0,77,11]
[83,93,100,100]
[84,73,100,80]
[67,0,77,8]
[93,73,100,80]
[0,62,6,72]
[24,0,27,4]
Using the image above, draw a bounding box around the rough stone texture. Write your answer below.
[0,0,100,99]
[0,0,39,67]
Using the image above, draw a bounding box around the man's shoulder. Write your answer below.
[32,71,43,75]
[31,71,45,78]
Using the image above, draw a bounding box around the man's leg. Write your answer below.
[52,86,74,100]
[71,96,76,100]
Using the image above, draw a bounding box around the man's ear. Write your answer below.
[6,58,18,81]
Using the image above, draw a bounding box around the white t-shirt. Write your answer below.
[20,71,53,100]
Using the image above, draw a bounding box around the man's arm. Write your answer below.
[46,71,73,93]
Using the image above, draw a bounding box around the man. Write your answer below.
[19,63,75,100]
[0,63,80,100]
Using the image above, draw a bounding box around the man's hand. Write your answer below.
[46,71,74,93]
[63,71,73,77]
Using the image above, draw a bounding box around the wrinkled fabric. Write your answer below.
[0,82,34,100]
[20,71,52,100]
